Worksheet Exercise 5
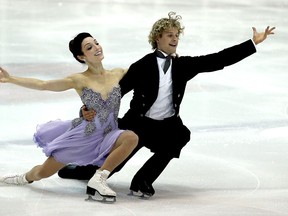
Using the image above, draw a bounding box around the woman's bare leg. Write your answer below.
[86,131,138,198]
[100,130,138,172]
[25,156,66,182]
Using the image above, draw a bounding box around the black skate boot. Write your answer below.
[128,177,155,198]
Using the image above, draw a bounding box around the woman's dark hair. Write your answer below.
[69,32,92,63]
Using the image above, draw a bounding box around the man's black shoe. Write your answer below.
[129,178,155,197]
[58,164,98,180]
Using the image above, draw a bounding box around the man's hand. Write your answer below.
[82,106,96,122]
[252,26,275,45]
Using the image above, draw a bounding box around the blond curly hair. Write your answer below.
[148,11,185,50]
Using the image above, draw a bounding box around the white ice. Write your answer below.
[0,0,287,215]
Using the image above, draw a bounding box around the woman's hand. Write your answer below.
[0,67,10,83]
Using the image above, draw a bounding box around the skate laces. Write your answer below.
[97,170,115,194]
[99,174,110,191]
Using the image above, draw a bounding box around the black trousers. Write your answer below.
[111,139,173,184]
[114,113,191,185]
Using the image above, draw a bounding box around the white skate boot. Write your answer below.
[0,173,29,185]
[86,169,116,203]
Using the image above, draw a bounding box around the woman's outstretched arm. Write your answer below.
[0,67,77,92]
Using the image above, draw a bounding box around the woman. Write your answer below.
[0,32,138,202]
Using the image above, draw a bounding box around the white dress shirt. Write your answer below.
[145,51,175,120]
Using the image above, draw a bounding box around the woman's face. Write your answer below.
[80,37,104,63]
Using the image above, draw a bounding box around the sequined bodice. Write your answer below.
[82,85,121,121]
[71,85,121,135]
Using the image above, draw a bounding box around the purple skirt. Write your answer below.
[33,119,124,167]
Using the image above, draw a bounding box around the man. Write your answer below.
[58,12,275,197]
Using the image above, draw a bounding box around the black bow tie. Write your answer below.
[156,50,172,73]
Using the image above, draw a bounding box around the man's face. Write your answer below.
[156,27,179,55]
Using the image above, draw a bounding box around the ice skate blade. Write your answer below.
[86,186,116,197]
[85,195,116,203]
[128,190,151,199]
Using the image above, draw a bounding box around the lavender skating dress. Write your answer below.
[33,85,125,167]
